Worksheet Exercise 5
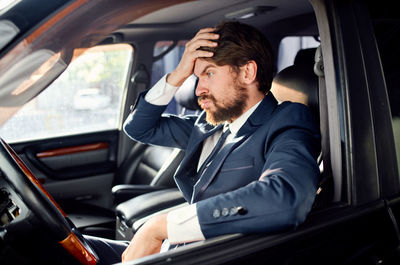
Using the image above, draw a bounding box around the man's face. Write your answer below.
[194,59,248,125]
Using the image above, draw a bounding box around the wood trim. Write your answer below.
[26,0,89,44]
[36,142,109,158]
[59,233,97,265]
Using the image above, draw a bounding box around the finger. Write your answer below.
[186,39,217,51]
[194,50,214,58]
[196,27,216,35]
[193,32,219,43]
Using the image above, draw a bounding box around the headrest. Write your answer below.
[174,74,202,111]
[294,48,317,69]
[271,48,319,120]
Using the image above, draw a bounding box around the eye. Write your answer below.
[207,71,214,77]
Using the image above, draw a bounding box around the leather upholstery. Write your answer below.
[271,65,319,121]
[115,188,185,227]
[271,47,319,121]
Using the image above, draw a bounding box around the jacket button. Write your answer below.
[212,209,220,218]
[237,207,247,215]
[221,208,229,216]
[229,207,238,215]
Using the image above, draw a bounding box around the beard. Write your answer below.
[198,84,248,125]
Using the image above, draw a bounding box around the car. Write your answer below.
[73,88,111,110]
[0,0,399,264]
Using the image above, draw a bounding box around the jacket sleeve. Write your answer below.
[196,103,321,238]
[123,92,198,150]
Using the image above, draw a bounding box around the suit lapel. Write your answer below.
[237,92,278,136]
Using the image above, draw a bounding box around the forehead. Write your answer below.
[194,59,235,76]
[193,59,216,76]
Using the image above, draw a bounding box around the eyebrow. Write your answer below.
[194,64,216,78]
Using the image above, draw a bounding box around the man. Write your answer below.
[120,21,320,262]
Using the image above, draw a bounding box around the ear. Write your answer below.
[240,60,257,85]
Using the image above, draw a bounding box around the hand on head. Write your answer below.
[167,28,219,87]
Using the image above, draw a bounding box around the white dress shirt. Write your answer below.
[144,74,261,244]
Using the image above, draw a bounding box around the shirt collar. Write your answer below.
[226,99,263,135]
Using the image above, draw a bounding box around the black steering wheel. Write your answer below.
[0,138,98,265]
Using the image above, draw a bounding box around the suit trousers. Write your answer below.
[84,235,129,264]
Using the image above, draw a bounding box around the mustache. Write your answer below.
[198,94,216,103]
[197,94,216,109]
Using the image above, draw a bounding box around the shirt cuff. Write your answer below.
[144,74,179,105]
[167,203,205,244]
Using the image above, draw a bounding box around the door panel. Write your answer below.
[165,203,399,265]
[44,173,114,209]
[10,130,119,210]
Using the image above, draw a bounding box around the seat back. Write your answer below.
[115,144,176,185]
[271,64,319,122]
[116,75,201,187]
[271,47,333,210]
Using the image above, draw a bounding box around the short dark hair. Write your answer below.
[199,21,274,94]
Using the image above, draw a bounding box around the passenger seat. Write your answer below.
[112,75,201,204]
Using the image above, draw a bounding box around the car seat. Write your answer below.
[272,46,334,210]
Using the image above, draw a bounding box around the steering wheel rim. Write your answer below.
[0,138,98,265]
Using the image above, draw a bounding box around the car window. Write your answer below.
[277,36,320,72]
[0,43,133,143]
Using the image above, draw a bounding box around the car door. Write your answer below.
[0,43,134,212]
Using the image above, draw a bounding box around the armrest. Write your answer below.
[115,188,185,227]
[111,184,168,204]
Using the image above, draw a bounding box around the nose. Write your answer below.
[195,78,208,96]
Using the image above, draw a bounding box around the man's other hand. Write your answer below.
[121,214,168,262]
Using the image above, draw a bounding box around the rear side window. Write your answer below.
[277,36,320,72]
[0,43,133,142]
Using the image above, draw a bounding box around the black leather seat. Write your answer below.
[272,46,334,210]
[271,48,319,121]
[111,145,184,204]
[111,75,201,204]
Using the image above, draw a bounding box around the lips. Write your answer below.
[199,99,211,109]
[198,95,214,109]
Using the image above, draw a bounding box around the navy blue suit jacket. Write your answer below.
[124,92,321,238]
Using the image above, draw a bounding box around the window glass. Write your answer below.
[0,44,133,142]
[277,36,320,72]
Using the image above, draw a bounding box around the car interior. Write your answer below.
[2,0,399,264]
[0,0,323,243]
[62,0,329,241]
